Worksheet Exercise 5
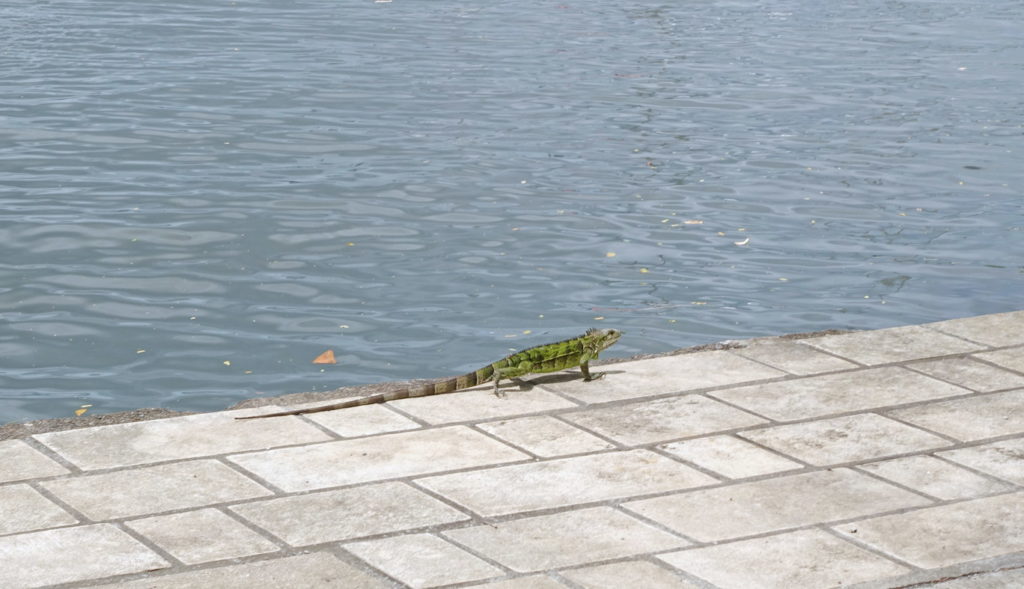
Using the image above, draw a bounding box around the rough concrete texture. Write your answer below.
[0,311,1022,588]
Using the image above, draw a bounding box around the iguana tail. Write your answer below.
[235,363,499,419]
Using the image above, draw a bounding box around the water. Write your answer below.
[2,0,1021,422]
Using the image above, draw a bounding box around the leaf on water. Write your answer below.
[74,404,91,417]
[313,349,336,364]
[684,220,703,225]
[734,237,750,246]
[606,252,616,257]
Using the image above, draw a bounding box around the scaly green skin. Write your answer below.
[237,328,621,419]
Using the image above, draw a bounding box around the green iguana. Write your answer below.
[237,327,621,419]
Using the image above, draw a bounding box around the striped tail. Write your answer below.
[236,362,499,419]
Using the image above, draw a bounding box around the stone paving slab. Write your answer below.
[806,324,986,365]
[659,528,912,589]
[622,468,930,543]
[344,533,504,588]
[834,492,1024,569]
[418,449,717,517]
[230,481,469,547]
[658,434,803,479]
[306,404,421,438]
[443,507,688,573]
[938,438,1024,485]
[124,508,280,565]
[561,394,767,446]
[0,524,170,587]
[1,310,1023,589]
[389,387,579,424]
[476,575,566,589]
[856,455,1015,501]
[976,346,1024,372]
[709,365,971,421]
[886,389,1024,441]
[907,357,1024,392]
[926,310,1024,347]
[0,440,70,483]
[89,552,387,588]
[560,560,702,589]
[0,484,78,536]
[228,425,529,492]
[739,413,952,466]
[33,410,332,470]
[475,416,615,458]
[732,339,858,375]
[921,567,1024,589]
[40,459,274,520]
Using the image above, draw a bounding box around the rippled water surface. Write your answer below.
[2,0,1022,421]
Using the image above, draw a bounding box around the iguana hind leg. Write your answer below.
[493,383,508,399]
[492,362,533,398]
[492,367,511,398]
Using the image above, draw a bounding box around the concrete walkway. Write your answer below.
[1,311,1023,589]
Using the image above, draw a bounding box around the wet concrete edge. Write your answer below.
[0,328,850,440]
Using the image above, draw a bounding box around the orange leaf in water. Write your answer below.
[313,350,336,364]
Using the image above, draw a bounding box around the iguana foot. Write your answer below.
[583,372,606,382]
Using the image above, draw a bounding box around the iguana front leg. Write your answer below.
[579,360,595,381]
[579,350,610,382]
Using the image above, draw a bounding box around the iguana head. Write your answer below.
[587,327,622,351]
